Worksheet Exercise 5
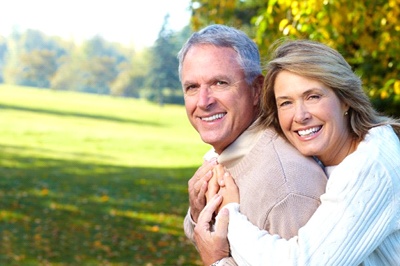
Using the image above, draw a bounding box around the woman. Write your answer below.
[195,39,400,265]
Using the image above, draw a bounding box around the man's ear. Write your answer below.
[252,75,265,106]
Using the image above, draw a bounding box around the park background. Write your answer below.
[0,0,399,265]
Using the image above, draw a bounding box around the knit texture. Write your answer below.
[184,127,327,265]
[227,125,400,265]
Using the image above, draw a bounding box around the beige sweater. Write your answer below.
[184,127,327,265]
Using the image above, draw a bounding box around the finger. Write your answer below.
[222,172,239,203]
[198,194,223,225]
[223,171,236,188]
[206,171,219,201]
[213,164,224,177]
[191,170,212,195]
[215,208,229,238]
[197,159,217,179]
[215,165,227,187]
[198,180,208,199]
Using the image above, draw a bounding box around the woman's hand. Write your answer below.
[206,164,225,203]
[217,170,240,211]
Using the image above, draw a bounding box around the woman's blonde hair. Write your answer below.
[259,39,400,140]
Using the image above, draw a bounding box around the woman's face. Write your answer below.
[274,70,352,166]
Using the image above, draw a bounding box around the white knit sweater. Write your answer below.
[225,125,400,265]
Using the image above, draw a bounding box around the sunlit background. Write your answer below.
[0,1,398,265]
[1,0,191,49]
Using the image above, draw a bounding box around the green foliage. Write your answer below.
[19,49,58,88]
[191,0,262,31]
[3,30,68,87]
[147,18,191,105]
[0,84,208,265]
[190,0,400,117]
[0,37,8,82]
[0,25,191,104]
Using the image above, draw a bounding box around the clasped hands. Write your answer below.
[188,158,240,222]
[188,159,240,265]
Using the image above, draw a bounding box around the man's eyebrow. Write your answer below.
[182,81,196,86]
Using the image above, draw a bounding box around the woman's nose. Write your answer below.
[294,104,311,123]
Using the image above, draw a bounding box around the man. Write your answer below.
[177,24,327,265]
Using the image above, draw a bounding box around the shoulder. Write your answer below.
[349,126,400,172]
[329,126,400,196]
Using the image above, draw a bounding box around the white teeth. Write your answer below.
[202,113,225,122]
[298,127,320,136]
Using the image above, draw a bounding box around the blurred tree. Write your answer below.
[3,29,67,88]
[78,36,127,94]
[81,56,118,94]
[147,14,184,105]
[0,22,193,103]
[0,37,7,82]
[50,49,85,91]
[190,0,400,117]
[18,49,58,87]
[110,50,150,98]
[191,0,261,34]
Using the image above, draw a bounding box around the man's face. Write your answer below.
[181,44,260,154]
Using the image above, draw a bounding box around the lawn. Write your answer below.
[0,84,210,265]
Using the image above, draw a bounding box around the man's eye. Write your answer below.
[185,84,195,91]
[185,85,199,95]
[215,81,228,86]
[210,81,229,91]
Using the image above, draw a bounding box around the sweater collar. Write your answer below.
[203,119,264,168]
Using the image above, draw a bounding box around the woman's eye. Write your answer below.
[278,101,292,108]
[308,94,320,100]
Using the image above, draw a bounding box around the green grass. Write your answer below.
[0,84,210,265]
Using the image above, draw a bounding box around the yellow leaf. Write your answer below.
[41,188,49,196]
[100,194,109,202]
[279,19,289,31]
[394,81,400,95]
[151,225,160,232]
[93,240,102,248]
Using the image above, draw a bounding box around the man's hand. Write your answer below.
[188,159,217,223]
[194,194,230,266]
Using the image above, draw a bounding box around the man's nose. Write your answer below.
[197,86,215,109]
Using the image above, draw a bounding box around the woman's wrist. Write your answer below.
[209,259,221,266]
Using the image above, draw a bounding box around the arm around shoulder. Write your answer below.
[267,193,323,239]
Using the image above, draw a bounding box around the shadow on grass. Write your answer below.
[0,103,161,126]
[0,145,202,265]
